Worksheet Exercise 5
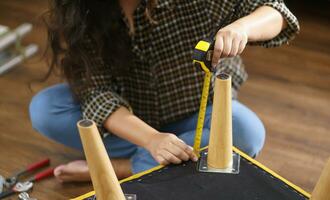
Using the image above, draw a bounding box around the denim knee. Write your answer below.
[131,147,158,174]
[246,125,265,157]
[29,88,56,138]
[234,115,265,158]
[231,101,266,157]
[29,84,83,149]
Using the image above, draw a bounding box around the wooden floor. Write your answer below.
[0,0,329,199]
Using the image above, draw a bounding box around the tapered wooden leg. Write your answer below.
[311,158,330,200]
[207,73,233,169]
[77,120,126,200]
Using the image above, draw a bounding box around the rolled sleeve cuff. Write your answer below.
[81,90,131,137]
[248,2,300,47]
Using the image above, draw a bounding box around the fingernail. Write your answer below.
[212,63,216,68]
[193,157,198,162]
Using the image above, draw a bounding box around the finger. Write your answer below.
[186,145,199,162]
[175,139,198,162]
[155,155,169,165]
[161,150,182,164]
[165,142,190,161]
[238,38,247,54]
[221,36,232,58]
[212,36,223,68]
[229,38,240,57]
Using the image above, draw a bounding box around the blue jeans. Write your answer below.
[29,84,265,173]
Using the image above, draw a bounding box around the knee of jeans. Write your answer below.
[131,147,158,174]
[232,101,266,157]
[241,119,266,158]
[29,89,57,138]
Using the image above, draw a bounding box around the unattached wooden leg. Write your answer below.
[77,120,126,200]
[311,158,330,200]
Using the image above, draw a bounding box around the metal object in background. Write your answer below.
[0,23,32,52]
[4,158,50,188]
[0,176,4,193]
[0,181,33,199]
[18,192,37,200]
[0,23,38,75]
[13,182,34,193]
[0,167,53,199]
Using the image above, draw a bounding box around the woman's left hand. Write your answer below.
[212,22,248,68]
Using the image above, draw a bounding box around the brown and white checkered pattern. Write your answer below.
[79,0,299,136]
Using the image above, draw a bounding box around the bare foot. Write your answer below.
[54,159,132,183]
[54,160,90,182]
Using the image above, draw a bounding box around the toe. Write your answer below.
[54,165,65,177]
[53,160,90,183]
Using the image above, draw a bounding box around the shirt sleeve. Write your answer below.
[76,36,132,136]
[207,0,300,48]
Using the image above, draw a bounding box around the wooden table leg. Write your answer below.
[77,120,126,200]
[311,158,330,200]
[207,73,233,169]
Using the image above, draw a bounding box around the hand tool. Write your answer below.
[4,158,50,188]
[192,48,212,155]
[0,168,54,199]
[192,0,243,155]
[18,192,37,200]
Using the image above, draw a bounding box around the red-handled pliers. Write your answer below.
[4,158,50,188]
[0,168,54,199]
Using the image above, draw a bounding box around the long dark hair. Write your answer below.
[43,0,157,96]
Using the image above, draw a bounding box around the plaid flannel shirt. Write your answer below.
[79,0,299,136]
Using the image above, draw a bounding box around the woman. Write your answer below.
[30,0,299,182]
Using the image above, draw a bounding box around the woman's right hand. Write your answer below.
[145,132,198,165]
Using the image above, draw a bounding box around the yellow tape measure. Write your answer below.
[192,39,214,155]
